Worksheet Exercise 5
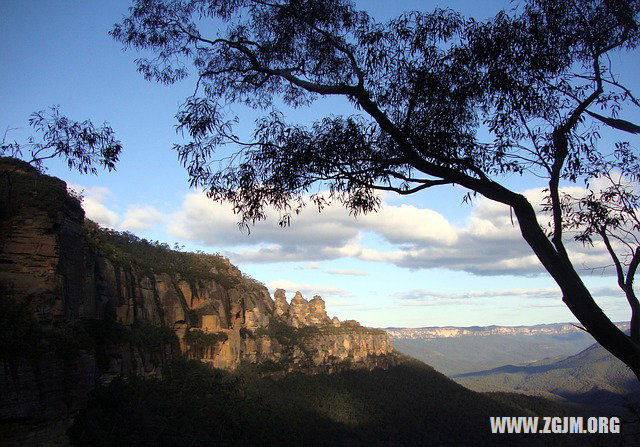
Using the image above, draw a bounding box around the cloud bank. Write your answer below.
[166,187,613,276]
[69,183,619,278]
[394,285,621,305]
[69,185,163,232]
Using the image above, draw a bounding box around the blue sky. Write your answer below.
[1,0,637,328]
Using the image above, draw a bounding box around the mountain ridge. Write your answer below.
[385,322,630,339]
[385,323,623,376]
[453,341,640,412]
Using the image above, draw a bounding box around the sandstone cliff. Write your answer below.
[0,157,394,445]
[250,289,393,374]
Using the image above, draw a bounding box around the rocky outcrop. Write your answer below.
[0,157,396,445]
[275,289,331,327]
[247,290,394,374]
[273,288,289,317]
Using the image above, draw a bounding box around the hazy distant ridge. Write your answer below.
[386,322,630,340]
[454,341,640,411]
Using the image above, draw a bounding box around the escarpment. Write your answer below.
[0,157,395,444]
[247,289,394,374]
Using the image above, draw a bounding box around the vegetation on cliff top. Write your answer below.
[82,219,264,292]
[0,157,81,221]
[251,318,386,347]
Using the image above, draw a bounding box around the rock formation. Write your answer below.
[0,157,395,445]
[275,289,331,327]
[256,289,393,373]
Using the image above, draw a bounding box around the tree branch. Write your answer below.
[600,228,627,291]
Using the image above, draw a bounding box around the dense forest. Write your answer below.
[67,356,632,446]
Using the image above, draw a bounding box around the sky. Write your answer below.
[1,0,638,328]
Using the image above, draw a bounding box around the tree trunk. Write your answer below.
[511,194,640,380]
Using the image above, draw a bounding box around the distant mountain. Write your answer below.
[453,342,640,410]
[386,322,630,339]
[386,323,628,376]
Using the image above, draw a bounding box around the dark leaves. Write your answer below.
[112,0,639,228]
[1,106,122,175]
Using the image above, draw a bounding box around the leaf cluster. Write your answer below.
[556,147,640,256]
[112,0,640,228]
[1,106,121,174]
[183,328,228,357]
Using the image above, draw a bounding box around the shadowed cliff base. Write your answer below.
[65,356,637,447]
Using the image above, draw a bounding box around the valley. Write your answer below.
[386,323,629,376]
[388,324,640,414]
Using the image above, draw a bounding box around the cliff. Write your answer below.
[0,157,394,445]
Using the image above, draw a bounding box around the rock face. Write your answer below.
[0,157,395,445]
[257,290,394,373]
[276,289,331,327]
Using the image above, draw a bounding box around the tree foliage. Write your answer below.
[111,0,640,377]
[1,106,121,174]
[68,356,615,446]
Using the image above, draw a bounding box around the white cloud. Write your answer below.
[70,184,119,228]
[120,205,164,231]
[71,185,112,202]
[396,287,563,301]
[70,184,163,232]
[168,192,358,247]
[324,300,358,307]
[395,284,623,306]
[591,285,627,298]
[324,269,368,276]
[83,200,119,228]
[359,204,459,245]
[166,186,622,276]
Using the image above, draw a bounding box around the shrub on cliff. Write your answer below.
[83,220,269,293]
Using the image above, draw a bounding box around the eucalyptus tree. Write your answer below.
[1,106,121,174]
[112,0,640,376]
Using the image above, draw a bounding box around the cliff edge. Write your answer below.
[0,157,395,445]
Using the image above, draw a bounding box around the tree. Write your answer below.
[1,106,122,174]
[111,0,640,377]
[561,160,640,340]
